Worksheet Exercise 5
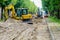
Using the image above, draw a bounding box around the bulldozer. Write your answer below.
[4,4,32,20]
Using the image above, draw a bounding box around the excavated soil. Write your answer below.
[0,18,51,40]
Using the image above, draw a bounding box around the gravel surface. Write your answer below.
[0,18,52,40]
[48,23,60,40]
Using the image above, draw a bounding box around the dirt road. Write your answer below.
[0,18,51,40]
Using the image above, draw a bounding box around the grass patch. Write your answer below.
[0,19,3,22]
[48,16,60,23]
[0,19,2,21]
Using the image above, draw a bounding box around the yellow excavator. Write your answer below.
[4,4,32,20]
[4,4,16,20]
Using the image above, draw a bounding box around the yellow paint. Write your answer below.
[22,14,32,19]
[4,4,32,20]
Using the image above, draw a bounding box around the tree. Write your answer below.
[42,0,60,19]
[14,0,38,13]
[0,0,38,14]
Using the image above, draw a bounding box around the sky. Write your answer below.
[30,0,42,8]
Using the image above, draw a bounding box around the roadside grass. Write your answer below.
[0,19,4,22]
[0,19,2,21]
[48,16,60,23]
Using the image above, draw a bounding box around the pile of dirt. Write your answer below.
[5,18,17,23]
[0,21,35,40]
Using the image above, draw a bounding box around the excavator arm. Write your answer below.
[4,4,16,20]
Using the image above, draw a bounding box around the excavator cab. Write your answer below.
[16,8,32,20]
[16,8,28,16]
[22,8,28,15]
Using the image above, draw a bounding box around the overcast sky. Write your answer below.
[30,0,42,8]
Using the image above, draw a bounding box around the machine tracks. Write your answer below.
[48,23,60,40]
[45,18,59,40]
[0,18,57,40]
[35,23,51,40]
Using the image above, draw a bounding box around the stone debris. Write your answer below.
[48,23,60,40]
[0,18,52,40]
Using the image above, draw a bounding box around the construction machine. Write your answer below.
[4,4,32,20]
[15,8,32,20]
[4,4,16,20]
[36,8,43,19]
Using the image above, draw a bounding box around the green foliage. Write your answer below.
[0,0,37,13]
[42,0,60,19]
[0,0,11,7]
[14,0,38,13]
[11,0,17,5]
[42,0,60,11]
[48,16,60,23]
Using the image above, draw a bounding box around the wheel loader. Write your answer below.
[4,4,32,20]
